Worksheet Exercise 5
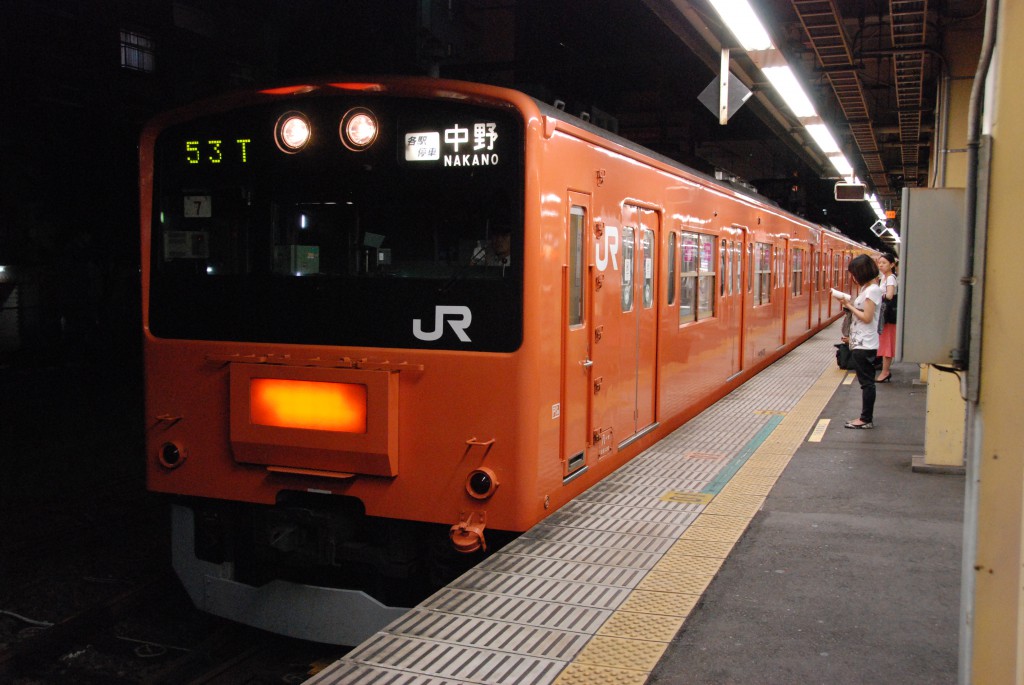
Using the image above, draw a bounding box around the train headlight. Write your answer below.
[275,111,311,153]
[466,468,498,499]
[340,108,378,150]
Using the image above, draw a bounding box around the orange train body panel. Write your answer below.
[139,76,875,639]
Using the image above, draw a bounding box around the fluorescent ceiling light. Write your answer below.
[805,123,841,154]
[828,153,854,177]
[707,0,775,51]
[762,65,817,118]
[868,194,885,220]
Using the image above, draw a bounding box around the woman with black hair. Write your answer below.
[836,254,883,428]
[875,253,898,382]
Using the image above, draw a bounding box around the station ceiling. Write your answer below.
[414,0,984,248]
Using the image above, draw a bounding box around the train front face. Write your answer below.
[141,82,530,622]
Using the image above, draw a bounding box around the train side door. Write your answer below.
[729,227,746,376]
[811,246,819,327]
[620,205,659,440]
[778,237,789,347]
[561,196,592,479]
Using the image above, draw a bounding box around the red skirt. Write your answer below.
[878,323,896,358]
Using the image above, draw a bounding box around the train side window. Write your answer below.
[791,247,804,296]
[569,206,585,327]
[641,229,655,309]
[697,233,715,319]
[679,232,698,323]
[621,227,635,312]
[667,232,677,305]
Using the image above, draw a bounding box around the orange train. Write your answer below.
[140,77,872,644]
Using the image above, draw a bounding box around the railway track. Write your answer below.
[0,568,347,683]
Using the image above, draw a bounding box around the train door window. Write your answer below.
[813,251,820,290]
[720,239,728,296]
[754,242,772,305]
[679,232,698,323]
[733,242,741,294]
[747,243,754,293]
[621,227,635,312]
[792,247,804,296]
[569,206,585,326]
[833,254,841,291]
[641,229,655,309]
[775,245,786,289]
[697,233,715,319]
[667,232,677,305]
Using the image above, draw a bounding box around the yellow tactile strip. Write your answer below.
[552,363,846,685]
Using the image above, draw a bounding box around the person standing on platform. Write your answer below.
[875,253,898,382]
[837,254,882,428]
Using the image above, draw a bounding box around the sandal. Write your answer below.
[845,421,874,429]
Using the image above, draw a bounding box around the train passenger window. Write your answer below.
[697,234,715,319]
[667,232,677,305]
[569,206,585,327]
[791,247,804,296]
[641,229,655,309]
[621,227,635,312]
[679,232,698,323]
[754,242,772,305]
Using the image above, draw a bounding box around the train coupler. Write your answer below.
[449,510,487,553]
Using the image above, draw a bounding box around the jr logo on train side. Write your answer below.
[596,225,620,272]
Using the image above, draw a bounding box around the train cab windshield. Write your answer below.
[148,94,524,351]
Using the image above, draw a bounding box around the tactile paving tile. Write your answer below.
[310,324,850,685]
[663,537,735,559]
[553,663,650,685]
[617,589,700,617]
[702,493,767,518]
[597,610,685,641]
[721,474,779,495]
[680,520,747,543]
[637,568,715,595]
[573,635,669,671]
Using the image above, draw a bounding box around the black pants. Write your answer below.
[851,348,877,423]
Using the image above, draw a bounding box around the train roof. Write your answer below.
[532,98,867,249]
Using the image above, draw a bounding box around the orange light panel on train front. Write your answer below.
[250,378,367,433]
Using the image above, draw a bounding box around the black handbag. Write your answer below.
[835,343,855,370]
[884,293,898,324]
